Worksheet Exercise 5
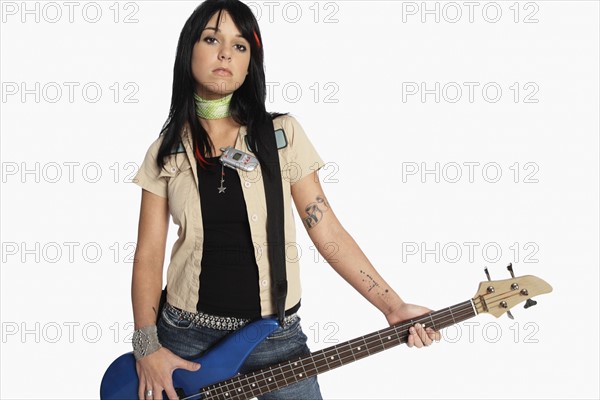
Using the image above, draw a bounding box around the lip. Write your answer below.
[213,67,232,76]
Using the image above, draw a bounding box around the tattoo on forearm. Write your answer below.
[360,270,390,296]
[302,195,330,229]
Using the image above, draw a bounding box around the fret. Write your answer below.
[347,339,359,361]
[278,362,293,387]
[321,347,343,369]
[291,358,309,381]
[311,351,329,373]
[221,380,238,399]
[229,380,245,400]
[365,332,386,354]
[200,385,212,400]
[237,374,255,399]
[448,305,456,324]
[362,335,372,356]
[428,313,437,331]
[333,343,344,365]
[381,327,402,350]
[303,353,318,377]
[263,369,278,392]
[247,371,265,399]
[247,376,260,399]
[375,329,387,352]
[352,336,370,359]
[335,342,355,365]
[213,382,225,398]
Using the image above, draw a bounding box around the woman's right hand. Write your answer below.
[136,347,201,400]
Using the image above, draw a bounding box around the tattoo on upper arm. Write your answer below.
[302,195,330,229]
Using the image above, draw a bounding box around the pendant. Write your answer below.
[218,163,226,194]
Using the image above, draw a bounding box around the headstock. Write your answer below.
[472,264,553,317]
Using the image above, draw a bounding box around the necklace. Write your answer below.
[218,160,226,194]
[193,93,232,120]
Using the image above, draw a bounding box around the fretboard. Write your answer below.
[196,300,477,400]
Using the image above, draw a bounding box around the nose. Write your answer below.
[218,46,232,61]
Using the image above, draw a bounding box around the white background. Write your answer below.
[1,1,598,399]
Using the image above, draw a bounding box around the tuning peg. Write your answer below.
[507,263,515,278]
[524,298,538,309]
[506,310,515,319]
[484,267,491,281]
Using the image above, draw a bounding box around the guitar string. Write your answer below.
[197,301,477,400]
[185,291,525,400]
[200,303,477,400]
[226,307,477,400]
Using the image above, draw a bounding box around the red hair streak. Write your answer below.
[253,30,261,48]
[194,141,213,168]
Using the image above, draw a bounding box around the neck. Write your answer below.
[194,92,232,120]
[199,116,240,137]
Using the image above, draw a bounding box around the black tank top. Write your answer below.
[196,157,261,319]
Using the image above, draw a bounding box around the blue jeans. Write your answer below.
[157,305,322,400]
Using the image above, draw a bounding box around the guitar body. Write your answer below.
[100,318,280,400]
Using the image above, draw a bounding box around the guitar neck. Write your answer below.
[198,300,477,400]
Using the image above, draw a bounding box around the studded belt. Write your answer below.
[165,303,298,331]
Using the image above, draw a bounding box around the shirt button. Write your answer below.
[244,181,251,188]
[261,279,268,287]
[251,214,258,222]
[170,167,177,173]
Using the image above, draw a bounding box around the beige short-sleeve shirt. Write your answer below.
[133,115,324,315]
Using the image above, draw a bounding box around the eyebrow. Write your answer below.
[202,27,246,39]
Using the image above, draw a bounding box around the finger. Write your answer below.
[426,327,441,342]
[153,387,163,400]
[164,383,180,400]
[409,326,423,348]
[416,324,430,347]
[141,386,152,400]
[416,323,432,346]
[178,359,201,372]
[137,377,146,400]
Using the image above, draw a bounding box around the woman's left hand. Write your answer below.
[385,303,442,348]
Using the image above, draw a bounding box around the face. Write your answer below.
[191,10,251,100]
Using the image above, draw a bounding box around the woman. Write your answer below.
[131,1,440,399]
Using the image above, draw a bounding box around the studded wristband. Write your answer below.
[132,325,162,360]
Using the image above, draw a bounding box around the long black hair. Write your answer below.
[156,0,283,169]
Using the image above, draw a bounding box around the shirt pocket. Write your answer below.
[160,154,193,222]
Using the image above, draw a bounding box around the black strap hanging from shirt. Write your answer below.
[249,113,287,327]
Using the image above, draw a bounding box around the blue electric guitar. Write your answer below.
[101,270,552,399]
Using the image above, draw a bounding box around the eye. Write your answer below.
[234,44,247,52]
[203,36,217,44]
